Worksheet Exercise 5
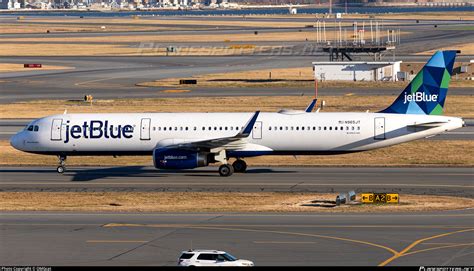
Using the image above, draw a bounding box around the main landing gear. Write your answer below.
[57,155,67,174]
[218,159,247,177]
[232,159,247,173]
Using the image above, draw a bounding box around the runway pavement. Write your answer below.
[0,55,472,103]
[0,210,473,266]
[0,166,472,197]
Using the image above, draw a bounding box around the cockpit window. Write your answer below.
[34,126,39,132]
[27,125,34,131]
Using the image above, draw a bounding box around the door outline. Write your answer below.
[140,118,151,141]
[51,119,62,141]
[374,117,386,140]
[252,121,262,139]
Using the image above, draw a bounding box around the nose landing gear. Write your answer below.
[218,164,234,177]
[57,155,67,174]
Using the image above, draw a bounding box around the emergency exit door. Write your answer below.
[51,119,62,141]
[252,121,262,139]
[140,118,151,140]
[374,117,386,140]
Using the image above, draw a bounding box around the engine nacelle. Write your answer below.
[153,148,209,169]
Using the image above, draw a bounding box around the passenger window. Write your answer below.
[324,127,327,130]
[34,126,39,132]
[280,127,283,130]
[153,127,156,131]
[329,127,332,130]
[164,127,167,131]
[341,126,344,130]
[302,127,305,130]
[357,126,360,130]
[313,127,316,130]
[225,127,228,131]
[291,127,294,130]
[335,127,338,130]
[219,127,222,131]
[209,127,212,130]
[352,126,355,130]
[269,126,272,131]
[296,127,299,131]
[285,127,288,130]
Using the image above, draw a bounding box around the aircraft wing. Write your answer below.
[157,111,260,151]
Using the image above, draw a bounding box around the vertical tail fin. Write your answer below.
[380,50,457,115]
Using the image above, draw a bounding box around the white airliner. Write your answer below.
[10,51,464,176]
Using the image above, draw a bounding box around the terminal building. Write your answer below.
[312,61,402,81]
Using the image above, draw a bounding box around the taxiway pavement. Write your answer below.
[1,210,473,266]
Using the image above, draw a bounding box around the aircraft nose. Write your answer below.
[10,132,23,151]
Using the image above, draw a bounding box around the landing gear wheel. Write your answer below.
[232,159,247,173]
[218,164,234,177]
[57,155,67,174]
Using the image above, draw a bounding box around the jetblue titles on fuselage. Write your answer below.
[64,120,133,143]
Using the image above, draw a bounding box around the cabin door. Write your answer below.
[374,117,386,140]
[51,119,63,141]
[140,118,151,140]
[252,121,262,139]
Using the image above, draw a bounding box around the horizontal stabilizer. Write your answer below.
[407,121,448,128]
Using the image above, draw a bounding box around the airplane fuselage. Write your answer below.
[11,112,463,157]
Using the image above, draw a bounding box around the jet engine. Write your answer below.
[153,148,209,169]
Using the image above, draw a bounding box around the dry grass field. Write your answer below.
[1,192,472,213]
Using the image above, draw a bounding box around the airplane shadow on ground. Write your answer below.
[0,166,297,182]
[0,167,297,182]
[69,167,297,181]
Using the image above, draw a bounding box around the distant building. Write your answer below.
[313,61,402,81]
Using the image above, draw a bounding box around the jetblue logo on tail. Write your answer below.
[380,50,456,115]
[403,92,438,104]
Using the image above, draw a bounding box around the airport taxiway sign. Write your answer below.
[361,193,399,204]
